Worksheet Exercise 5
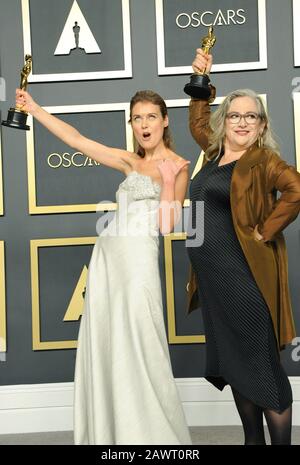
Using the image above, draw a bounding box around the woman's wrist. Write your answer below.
[30,103,40,117]
[161,176,176,187]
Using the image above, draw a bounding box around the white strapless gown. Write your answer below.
[74,171,191,445]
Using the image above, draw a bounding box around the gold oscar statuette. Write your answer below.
[184,26,216,99]
[2,54,32,130]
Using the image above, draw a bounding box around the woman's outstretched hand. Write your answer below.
[157,158,190,184]
[15,88,38,114]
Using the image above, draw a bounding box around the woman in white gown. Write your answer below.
[16,88,192,445]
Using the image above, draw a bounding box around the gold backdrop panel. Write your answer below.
[31,237,96,350]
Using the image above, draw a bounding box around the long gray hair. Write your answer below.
[205,89,280,160]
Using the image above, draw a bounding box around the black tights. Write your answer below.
[231,387,292,445]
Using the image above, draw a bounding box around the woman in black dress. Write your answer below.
[187,49,300,445]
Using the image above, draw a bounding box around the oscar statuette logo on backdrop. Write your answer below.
[54,0,102,55]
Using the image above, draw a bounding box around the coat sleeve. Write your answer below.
[189,85,216,151]
[260,152,300,241]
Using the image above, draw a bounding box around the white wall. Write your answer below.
[0,378,299,434]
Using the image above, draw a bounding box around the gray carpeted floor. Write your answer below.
[0,427,299,445]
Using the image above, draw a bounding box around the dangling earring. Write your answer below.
[258,134,263,148]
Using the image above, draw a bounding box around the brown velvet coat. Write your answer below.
[187,92,300,349]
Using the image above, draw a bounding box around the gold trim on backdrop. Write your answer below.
[22,0,132,82]
[26,103,132,214]
[164,232,205,344]
[293,93,300,172]
[0,241,6,352]
[30,237,96,350]
[0,125,3,215]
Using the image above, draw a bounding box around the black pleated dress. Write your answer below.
[187,159,292,413]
